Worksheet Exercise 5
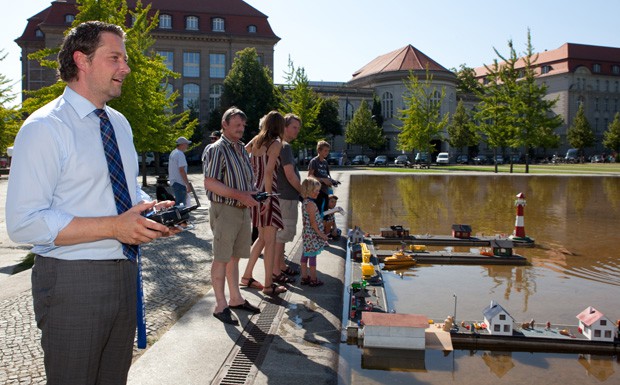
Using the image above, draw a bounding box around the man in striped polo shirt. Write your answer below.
[203,107,261,325]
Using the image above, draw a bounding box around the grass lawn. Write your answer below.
[359,163,620,175]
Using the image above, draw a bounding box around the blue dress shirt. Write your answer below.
[6,86,150,260]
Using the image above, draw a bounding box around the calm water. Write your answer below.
[339,174,620,384]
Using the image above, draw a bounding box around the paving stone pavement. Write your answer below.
[0,172,214,384]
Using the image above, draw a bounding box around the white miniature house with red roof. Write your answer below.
[577,306,617,342]
[483,301,514,336]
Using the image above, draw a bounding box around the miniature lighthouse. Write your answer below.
[509,192,534,244]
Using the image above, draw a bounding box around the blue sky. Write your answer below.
[2,0,620,105]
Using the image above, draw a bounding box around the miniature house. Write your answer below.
[361,313,428,350]
[577,306,618,342]
[483,301,514,336]
[348,226,365,244]
[490,239,514,257]
[451,224,472,239]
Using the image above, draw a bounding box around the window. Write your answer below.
[594,329,601,338]
[605,330,612,338]
[186,16,199,31]
[596,79,600,91]
[212,17,225,32]
[577,96,584,108]
[183,83,200,112]
[431,90,441,108]
[35,29,44,38]
[606,80,610,92]
[183,52,200,77]
[65,14,75,24]
[503,325,510,332]
[210,53,225,78]
[157,51,174,71]
[382,92,393,119]
[595,97,599,111]
[613,65,620,75]
[159,14,172,29]
[593,63,601,73]
[541,65,551,74]
[499,314,506,320]
[210,84,224,111]
[162,83,173,112]
[605,98,609,111]
[248,25,257,33]
[494,324,500,332]
[595,118,599,131]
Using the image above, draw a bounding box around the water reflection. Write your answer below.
[341,174,620,384]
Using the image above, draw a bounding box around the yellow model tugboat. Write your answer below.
[383,250,416,269]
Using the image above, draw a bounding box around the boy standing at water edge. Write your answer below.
[308,140,335,214]
[6,21,176,384]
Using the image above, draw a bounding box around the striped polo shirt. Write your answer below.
[203,134,254,206]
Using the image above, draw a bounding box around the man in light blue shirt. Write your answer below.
[6,21,176,385]
[168,136,191,206]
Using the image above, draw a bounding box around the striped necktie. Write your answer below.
[95,108,147,349]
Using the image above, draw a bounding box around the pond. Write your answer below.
[339,174,620,384]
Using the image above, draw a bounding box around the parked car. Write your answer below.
[414,152,429,164]
[436,152,450,165]
[565,148,578,163]
[590,154,604,163]
[159,152,169,167]
[473,154,489,165]
[137,151,155,166]
[351,155,370,165]
[494,154,504,165]
[327,152,343,165]
[373,155,388,166]
[455,154,469,164]
[394,155,410,166]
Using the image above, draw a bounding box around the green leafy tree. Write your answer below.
[280,59,322,150]
[397,68,448,166]
[567,104,595,162]
[345,99,384,154]
[21,0,196,186]
[513,30,562,172]
[603,112,620,159]
[0,51,20,154]
[221,47,280,140]
[453,64,482,96]
[371,95,384,127]
[316,96,342,138]
[447,99,477,155]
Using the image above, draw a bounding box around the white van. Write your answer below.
[436,152,450,165]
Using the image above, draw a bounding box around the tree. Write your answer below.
[0,51,20,155]
[221,47,280,140]
[567,104,595,162]
[453,64,482,96]
[20,0,197,186]
[513,30,562,172]
[316,96,342,138]
[371,95,384,128]
[345,99,384,154]
[446,99,477,155]
[602,112,620,159]
[397,68,449,167]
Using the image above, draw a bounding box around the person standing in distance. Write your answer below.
[169,136,192,206]
[6,21,176,385]
[275,114,303,276]
[203,107,262,325]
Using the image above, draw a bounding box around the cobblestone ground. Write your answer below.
[0,174,213,384]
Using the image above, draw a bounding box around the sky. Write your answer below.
[2,0,620,105]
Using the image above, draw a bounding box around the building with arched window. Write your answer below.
[15,0,279,126]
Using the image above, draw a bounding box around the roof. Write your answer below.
[490,239,514,249]
[16,0,278,43]
[451,224,472,232]
[576,306,606,326]
[474,42,620,78]
[362,312,428,328]
[351,44,450,81]
[482,301,513,321]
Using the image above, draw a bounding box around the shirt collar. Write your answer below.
[220,134,244,148]
[62,86,104,120]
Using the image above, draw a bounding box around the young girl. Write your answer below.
[300,178,329,287]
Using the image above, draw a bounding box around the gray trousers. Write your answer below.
[32,256,137,385]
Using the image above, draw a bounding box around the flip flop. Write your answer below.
[213,307,239,325]
[273,273,294,284]
[240,277,264,290]
[230,299,261,314]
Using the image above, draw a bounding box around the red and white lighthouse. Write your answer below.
[510,192,534,244]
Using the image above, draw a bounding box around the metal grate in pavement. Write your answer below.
[212,299,283,385]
